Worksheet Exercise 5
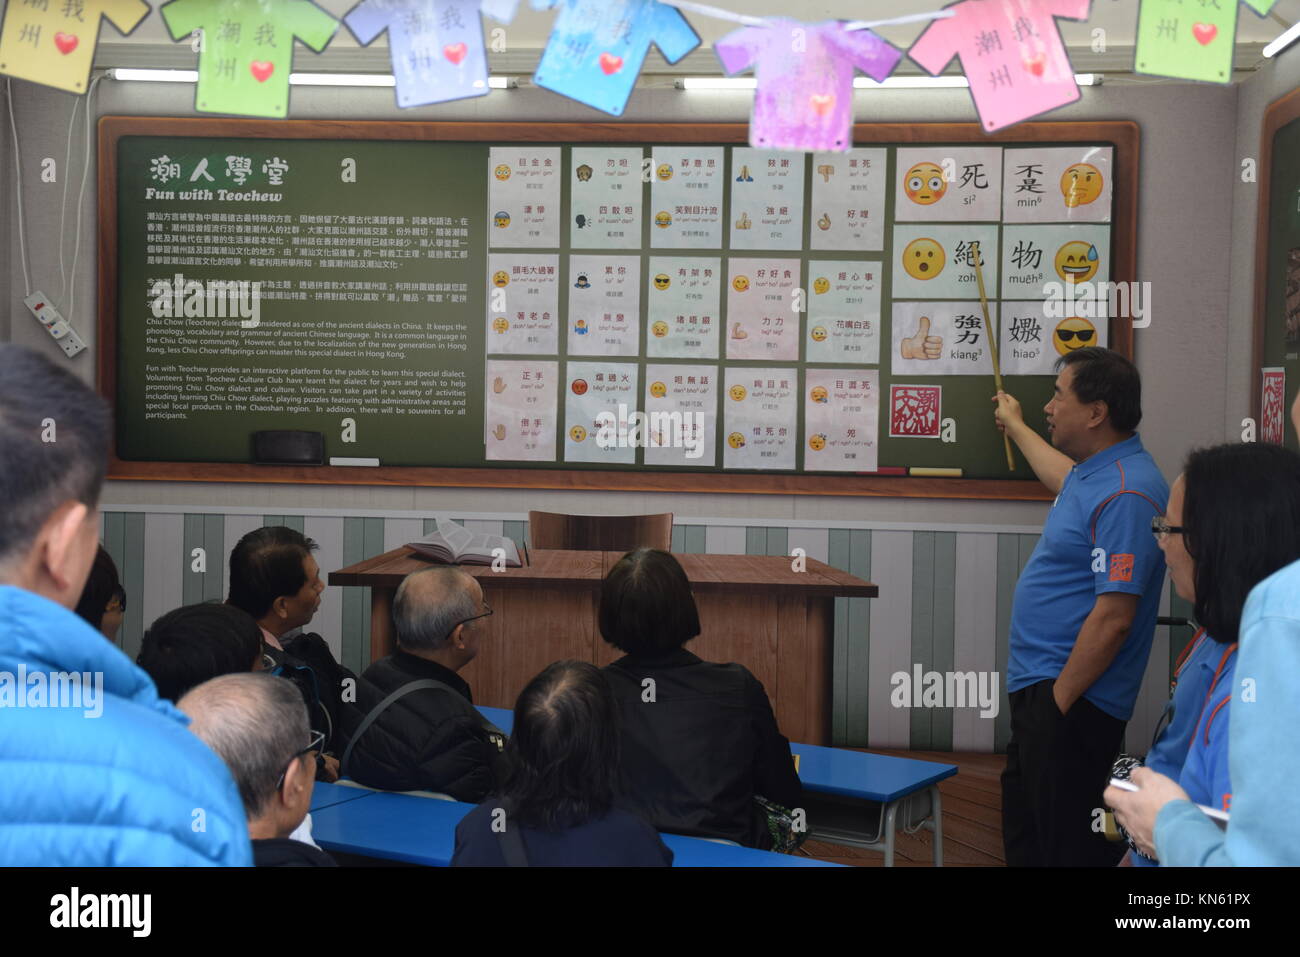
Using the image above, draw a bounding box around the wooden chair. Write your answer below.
[527,511,674,552]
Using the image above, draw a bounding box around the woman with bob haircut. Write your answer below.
[451,659,672,866]
[598,547,802,849]
[1107,440,1300,864]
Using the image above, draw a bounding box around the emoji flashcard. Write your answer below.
[1001,146,1113,224]
[891,301,998,376]
[566,255,642,357]
[1000,224,1110,298]
[489,146,561,247]
[484,359,558,461]
[729,148,806,251]
[803,369,879,471]
[891,224,1000,300]
[649,146,726,249]
[485,253,560,355]
[570,146,644,249]
[645,256,721,360]
[563,360,638,464]
[810,148,887,252]
[726,259,801,361]
[893,147,1003,222]
[644,363,718,466]
[806,260,881,365]
[723,367,798,470]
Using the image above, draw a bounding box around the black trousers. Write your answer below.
[1001,679,1127,867]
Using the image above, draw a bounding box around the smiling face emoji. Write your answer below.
[650,380,667,398]
[494,164,511,181]
[1061,163,1103,207]
[569,425,588,443]
[571,378,588,396]
[812,277,830,295]
[808,433,827,451]
[729,384,747,402]
[732,275,750,293]
[656,164,673,181]
[727,432,746,450]
[494,211,511,228]
[491,271,510,288]
[1053,316,1097,356]
[902,238,945,280]
[653,273,671,291]
[1054,241,1099,283]
[492,317,509,334]
[651,321,669,338]
[810,386,829,404]
[654,211,672,229]
[810,325,828,343]
[904,162,947,205]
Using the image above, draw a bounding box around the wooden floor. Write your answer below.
[799,749,1008,867]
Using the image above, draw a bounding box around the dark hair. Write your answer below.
[1054,347,1142,433]
[500,660,620,830]
[0,345,110,567]
[74,545,122,631]
[599,548,700,656]
[1182,443,1300,645]
[227,526,318,619]
[137,602,264,702]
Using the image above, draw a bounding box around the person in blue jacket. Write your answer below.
[1108,405,1300,866]
[1119,442,1300,865]
[0,345,251,866]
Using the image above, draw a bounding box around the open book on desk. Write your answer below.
[406,519,523,567]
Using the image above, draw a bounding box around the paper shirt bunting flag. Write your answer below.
[1135,0,1276,83]
[0,0,150,93]
[530,0,700,116]
[715,20,902,152]
[345,0,519,107]
[160,0,339,117]
[909,0,1090,133]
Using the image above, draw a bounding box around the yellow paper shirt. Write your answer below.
[0,0,150,93]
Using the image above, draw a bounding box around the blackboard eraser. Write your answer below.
[329,457,381,467]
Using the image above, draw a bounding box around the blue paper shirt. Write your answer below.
[1007,433,1168,720]
[530,0,700,115]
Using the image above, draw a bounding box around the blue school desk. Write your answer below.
[477,705,957,866]
[308,790,840,867]
[310,780,388,811]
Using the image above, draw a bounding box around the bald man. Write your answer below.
[344,567,507,801]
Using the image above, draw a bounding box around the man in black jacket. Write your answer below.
[346,565,506,802]
[227,526,381,778]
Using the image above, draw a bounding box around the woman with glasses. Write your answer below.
[1109,441,1300,865]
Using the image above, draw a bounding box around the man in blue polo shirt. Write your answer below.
[993,347,1167,867]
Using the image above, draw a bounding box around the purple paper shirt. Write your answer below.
[715,20,902,152]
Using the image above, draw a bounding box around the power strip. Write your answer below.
[23,291,86,358]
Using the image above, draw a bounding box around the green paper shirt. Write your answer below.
[162,0,338,117]
[1135,0,1276,83]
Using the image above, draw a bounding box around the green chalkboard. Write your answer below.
[1255,89,1300,450]
[100,119,1137,498]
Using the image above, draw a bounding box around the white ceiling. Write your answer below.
[97,0,1300,52]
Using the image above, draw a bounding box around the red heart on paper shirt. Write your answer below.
[809,93,835,116]
[250,61,274,83]
[1192,22,1218,46]
[598,52,623,75]
[54,32,79,55]
[1024,53,1046,77]
[444,42,468,65]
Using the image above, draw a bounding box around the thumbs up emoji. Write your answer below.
[900,316,943,360]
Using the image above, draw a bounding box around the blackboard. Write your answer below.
[1252,88,1300,449]
[99,118,1138,500]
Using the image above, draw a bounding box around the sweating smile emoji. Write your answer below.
[1054,241,1099,283]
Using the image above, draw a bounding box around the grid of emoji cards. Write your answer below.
[481,142,1114,472]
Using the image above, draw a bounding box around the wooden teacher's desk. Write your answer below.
[329,549,877,745]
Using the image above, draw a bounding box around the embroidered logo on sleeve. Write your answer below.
[1108,553,1134,583]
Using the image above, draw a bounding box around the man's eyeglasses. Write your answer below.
[443,600,493,644]
[276,729,326,791]
[1151,516,1185,544]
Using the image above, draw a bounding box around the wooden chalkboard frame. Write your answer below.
[1250,87,1300,432]
[98,116,1138,500]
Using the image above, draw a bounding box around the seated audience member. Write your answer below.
[1113,442,1300,865]
[1107,429,1300,866]
[73,544,125,642]
[599,548,802,848]
[138,602,264,702]
[0,344,249,865]
[228,526,375,773]
[346,566,506,802]
[180,673,337,867]
[453,660,672,867]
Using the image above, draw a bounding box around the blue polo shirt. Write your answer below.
[1007,434,1168,720]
